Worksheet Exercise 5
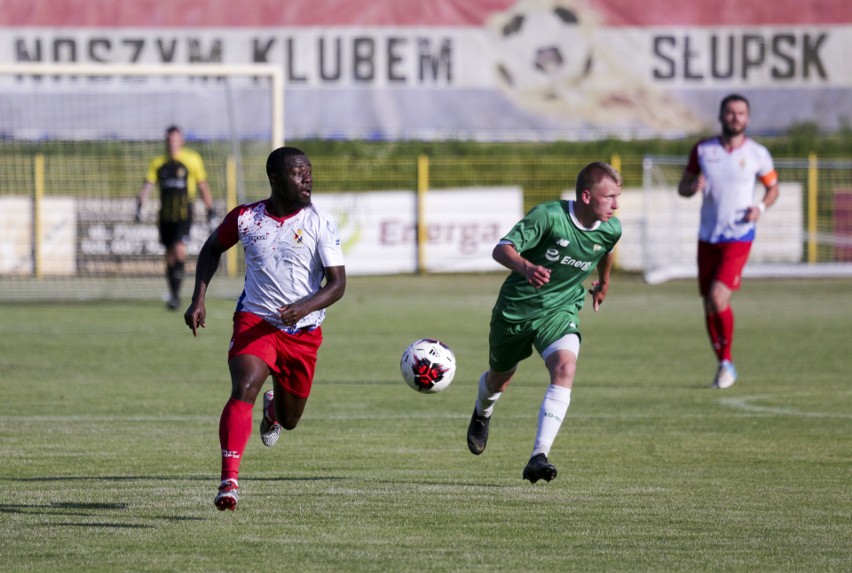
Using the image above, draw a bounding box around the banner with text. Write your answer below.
[1,0,850,140]
[313,187,524,274]
[0,187,523,277]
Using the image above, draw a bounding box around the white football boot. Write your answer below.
[259,390,282,447]
[712,360,738,389]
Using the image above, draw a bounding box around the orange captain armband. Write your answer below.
[759,169,778,187]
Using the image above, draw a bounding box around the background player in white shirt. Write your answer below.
[184,147,346,510]
[678,94,779,389]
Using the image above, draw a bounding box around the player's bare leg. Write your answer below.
[261,380,308,447]
[271,386,308,431]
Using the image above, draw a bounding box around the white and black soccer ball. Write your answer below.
[400,338,457,394]
[492,3,594,93]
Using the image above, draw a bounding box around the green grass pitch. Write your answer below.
[0,274,849,572]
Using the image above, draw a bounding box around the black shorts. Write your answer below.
[159,204,193,247]
[159,219,192,247]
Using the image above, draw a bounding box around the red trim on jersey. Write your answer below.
[685,145,701,175]
[215,205,242,248]
[217,201,306,249]
[261,201,305,225]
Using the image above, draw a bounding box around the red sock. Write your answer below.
[704,311,723,361]
[717,306,734,362]
[219,398,253,482]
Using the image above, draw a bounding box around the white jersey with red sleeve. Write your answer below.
[685,136,777,244]
[217,200,345,332]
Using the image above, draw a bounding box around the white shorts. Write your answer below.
[540,333,580,362]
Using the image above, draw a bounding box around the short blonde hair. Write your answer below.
[575,162,621,197]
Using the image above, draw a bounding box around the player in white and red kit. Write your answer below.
[678,94,779,389]
[184,147,346,510]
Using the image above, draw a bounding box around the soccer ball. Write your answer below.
[400,338,457,394]
[491,3,594,94]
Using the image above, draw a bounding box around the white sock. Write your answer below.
[475,372,502,418]
[531,384,572,458]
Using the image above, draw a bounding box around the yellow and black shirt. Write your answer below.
[145,148,208,223]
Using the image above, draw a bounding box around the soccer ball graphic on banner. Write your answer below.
[493,4,593,93]
[400,339,457,394]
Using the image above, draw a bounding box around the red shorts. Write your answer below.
[228,311,323,399]
[697,241,752,297]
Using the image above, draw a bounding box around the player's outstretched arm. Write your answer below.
[184,229,227,336]
[588,251,615,312]
[198,181,217,225]
[135,181,154,221]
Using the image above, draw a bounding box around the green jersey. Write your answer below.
[493,200,621,323]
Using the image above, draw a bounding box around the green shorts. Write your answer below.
[488,304,582,373]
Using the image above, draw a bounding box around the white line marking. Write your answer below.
[719,395,851,418]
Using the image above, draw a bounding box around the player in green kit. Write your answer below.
[466,161,622,483]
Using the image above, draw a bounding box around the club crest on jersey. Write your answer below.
[593,244,602,251]
[292,229,304,244]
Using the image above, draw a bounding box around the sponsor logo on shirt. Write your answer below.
[545,247,593,270]
[161,177,187,189]
[559,256,593,271]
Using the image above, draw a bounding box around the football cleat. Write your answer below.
[523,453,557,484]
[712,360,738,389]
[260,390,282,447]
[214,479,239,511]
[467,407,491,455]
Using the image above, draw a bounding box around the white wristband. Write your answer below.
[756,201,766,214]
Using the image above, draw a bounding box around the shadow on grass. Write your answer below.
[0,475,353,527]
[0,500,211,528]
[0,502,127,514]
[0,502,156,528]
